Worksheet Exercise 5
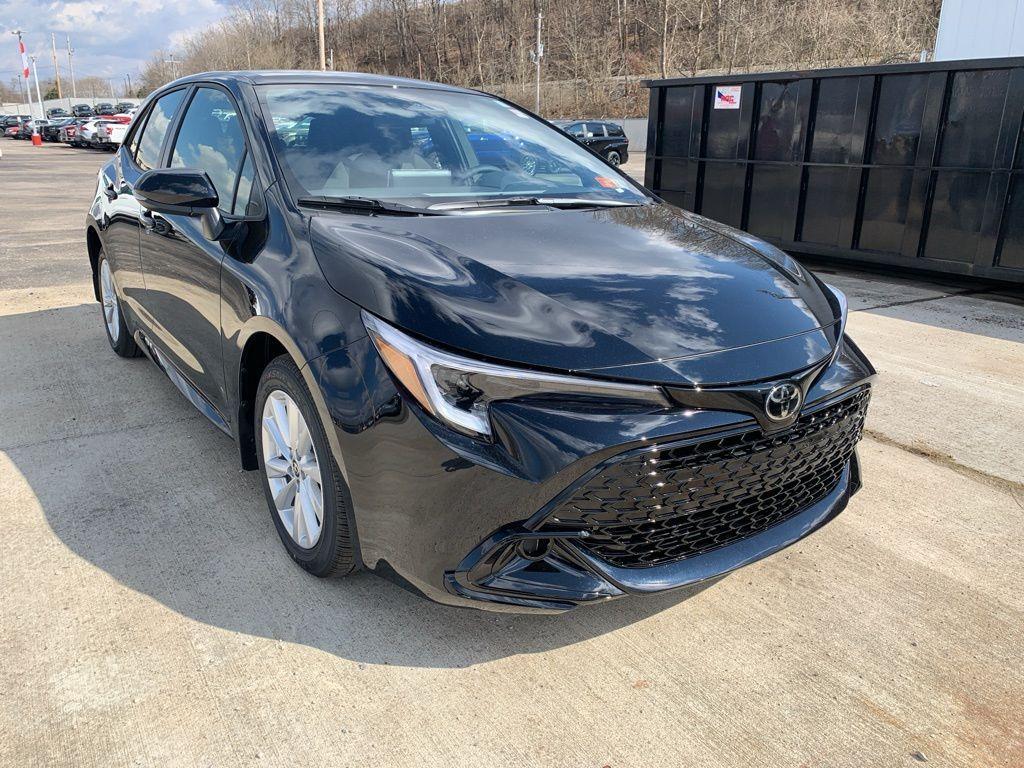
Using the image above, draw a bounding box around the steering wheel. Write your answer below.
[456,165,506,184]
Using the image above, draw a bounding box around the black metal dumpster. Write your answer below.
[644,57,1024,283]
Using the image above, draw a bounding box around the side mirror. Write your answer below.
[134,168,226,241]
[134,168,218,213]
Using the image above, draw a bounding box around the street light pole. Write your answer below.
[529,12,544,115]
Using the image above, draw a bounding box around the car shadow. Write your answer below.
[2,302,718,669]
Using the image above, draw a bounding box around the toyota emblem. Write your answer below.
[765,382,802,421]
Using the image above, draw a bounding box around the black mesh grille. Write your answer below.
[543,388,870,568]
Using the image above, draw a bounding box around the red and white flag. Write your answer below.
[18,37,29,79]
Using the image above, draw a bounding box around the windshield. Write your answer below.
[258,84,649,209]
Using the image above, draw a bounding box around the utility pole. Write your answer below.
[66,36,77,99]
[49,33,62,99]
[528,12,544,114]
[317,0,327,70]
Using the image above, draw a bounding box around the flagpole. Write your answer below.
[10,30,34,118]
[30,55,44,130]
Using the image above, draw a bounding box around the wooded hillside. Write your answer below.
[142,0,940,117]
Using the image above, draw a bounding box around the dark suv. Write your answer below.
[557,120,630,165]
[85,71,872,612]
[72,103,93,117]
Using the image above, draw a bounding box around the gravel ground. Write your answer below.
[1,138,1022,767]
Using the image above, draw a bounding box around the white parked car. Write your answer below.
[80,118,130,150]
[94,120,129,150]
[76,119,102,146]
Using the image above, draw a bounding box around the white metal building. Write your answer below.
[935,0,1024,59]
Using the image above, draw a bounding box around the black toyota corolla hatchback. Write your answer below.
[86,71,874,612]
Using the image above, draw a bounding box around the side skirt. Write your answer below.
[134,329,232,436]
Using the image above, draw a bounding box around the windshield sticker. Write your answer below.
[595,176,622,189]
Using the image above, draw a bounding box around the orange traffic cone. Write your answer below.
[31,132,42,146]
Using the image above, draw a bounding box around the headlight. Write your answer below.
[821,282,849,365]
[363,311,670,438]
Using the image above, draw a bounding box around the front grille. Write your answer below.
[543,388,870,568]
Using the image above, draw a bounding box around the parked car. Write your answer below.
[60,118,86,145]
[86,71,872,613]
[114,101,136,113]
[17,118,49,139]
[43,117,75,141]
[76,119,108,147]
[93,120,129,149]
[46,107,71,119]
[3,115,30,136]
[72,103,93,117]
[93,102,116,116]
[554,120,630,166]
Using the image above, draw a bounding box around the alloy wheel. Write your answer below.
[99,259,120,343]
[607,151,621,166]
[261,389,325,549]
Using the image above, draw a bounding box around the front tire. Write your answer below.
[98,253,140,358]
[255,356,357,578]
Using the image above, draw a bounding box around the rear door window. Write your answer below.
[135,89,187,170]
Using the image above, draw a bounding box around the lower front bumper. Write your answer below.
[444,453,860,613]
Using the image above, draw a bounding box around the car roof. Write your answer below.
[158,69,481,95]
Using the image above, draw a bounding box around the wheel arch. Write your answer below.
[234,318,348,481]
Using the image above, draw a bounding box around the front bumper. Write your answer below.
[314,335,874,613]
[445,456,859,613]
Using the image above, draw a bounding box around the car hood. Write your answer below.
[309,203,841,387]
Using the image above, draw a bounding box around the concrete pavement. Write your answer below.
[1,138,1022,767]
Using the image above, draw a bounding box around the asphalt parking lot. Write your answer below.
[1,137,1022,767]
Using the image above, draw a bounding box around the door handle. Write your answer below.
[103,180,117,201]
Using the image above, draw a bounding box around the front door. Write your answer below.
[137,86,250,418]
[104,88,188,320]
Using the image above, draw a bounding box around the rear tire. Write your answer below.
[97,253,141,358]
[606,150,621,166]
[255,355,358,578]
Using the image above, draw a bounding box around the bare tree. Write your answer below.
[138,0,939,117]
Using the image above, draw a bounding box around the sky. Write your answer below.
[0,0,230,86]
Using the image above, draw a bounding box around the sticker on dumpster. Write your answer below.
[714,86,741,109]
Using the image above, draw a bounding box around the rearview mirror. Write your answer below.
[134,168,218,215]
[134,168,226,240]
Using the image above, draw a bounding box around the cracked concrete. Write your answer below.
[1,138,1023,767]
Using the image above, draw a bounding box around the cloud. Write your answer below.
[0,0,229,79]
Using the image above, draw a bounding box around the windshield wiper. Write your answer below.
[427,197,649,212]
[536,197,649,209]
[298,195,445,216]
[427,197,544,211]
